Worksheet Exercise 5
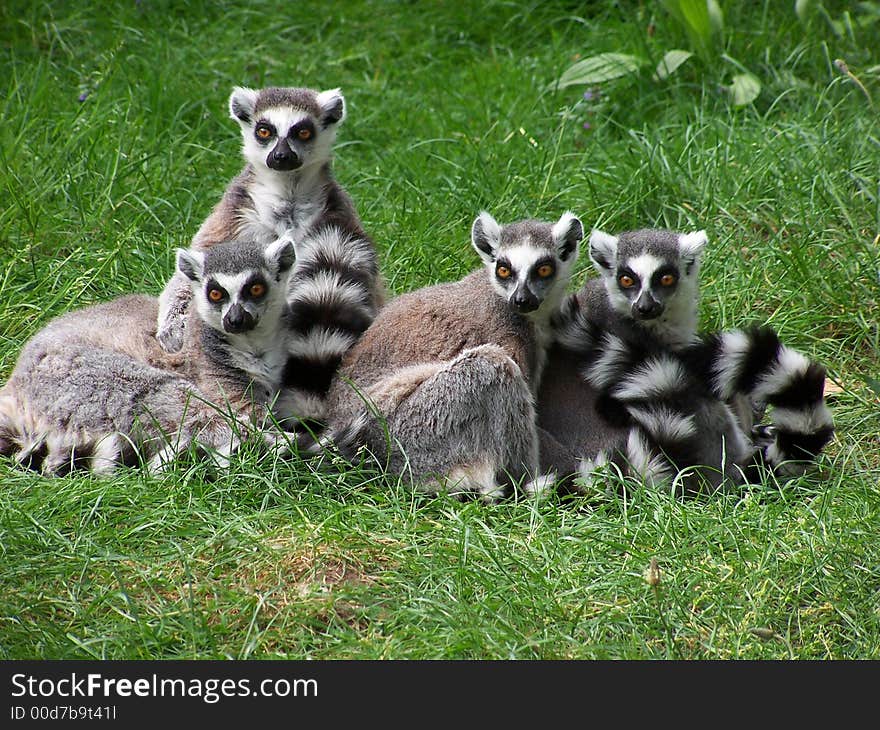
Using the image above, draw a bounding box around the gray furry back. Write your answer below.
[0,296,207,474]
[324,270,536,428]
[1,240,296,475]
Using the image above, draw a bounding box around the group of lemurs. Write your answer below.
[0,85,835,500]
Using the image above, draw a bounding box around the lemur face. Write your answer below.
[228,86,346,174]
[589,228,706,321]
[471,212,583,316]
[177,239,295,336]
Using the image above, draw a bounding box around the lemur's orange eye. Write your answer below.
[496,265,511,279]
[297,128,312,141]
[249,283,266,298]
[619,275,635,288]
[256,125,273,140]
[659,274,676,287]
[208,288,225,303]
[536,264,555,278]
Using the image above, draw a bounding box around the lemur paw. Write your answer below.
[156,320,186,353]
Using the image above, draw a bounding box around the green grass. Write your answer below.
[1,0,878,659]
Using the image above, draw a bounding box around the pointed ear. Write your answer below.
[589,229,618,272]
[317,88,345,127]
[229,86,259,124]
[678,230,708,268]
[471,211,502,264]
[551,212,583,262]
[265,237,296,278]
[176,249,204,282]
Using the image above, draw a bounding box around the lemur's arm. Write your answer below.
[155,272,192,353]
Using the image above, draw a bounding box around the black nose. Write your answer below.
[223,305,255,333]
[513,290,539,313]
[266,139,301,171]
[634,299,662,319]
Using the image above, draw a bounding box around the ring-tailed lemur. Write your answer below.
[313,211,583,502]
[585,227,707,348]
[538,227,834,494]
[0,240,294,475]
[156,85,384,427]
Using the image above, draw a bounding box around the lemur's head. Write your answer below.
[177,239,295,336]
[471,211,583,318]
[588,227,707,323]
[228,86,345,174]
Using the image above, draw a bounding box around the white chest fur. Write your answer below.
[225,329,289,393]
[241,172,324,247]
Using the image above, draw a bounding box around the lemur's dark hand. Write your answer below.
[157,318,186,353]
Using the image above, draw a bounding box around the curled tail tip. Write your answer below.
[770,420,835,459]
[758,408,835,478]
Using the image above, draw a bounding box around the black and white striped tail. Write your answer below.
[690,326,835,476]
[550,298,725,485]
[279,226,382,427]
[565,319,834,485]
[579,328,735,487]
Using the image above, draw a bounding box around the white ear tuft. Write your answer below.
[471,211,502,264]
[176,248,205,282]
[551,211,583,262]
[264,237,296,276]
[678,230,708,260]
[317,88,346,126]
[588,229,619,272]
[229,86,259,124]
